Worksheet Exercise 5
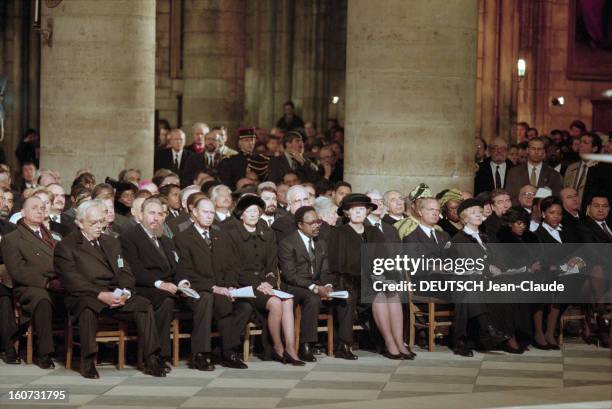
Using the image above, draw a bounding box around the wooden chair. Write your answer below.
[242,322,263,362]
[294,305,334,356]
[65,315,129,370]
[559,311,586,346]
[170,310,219,366]
[14,303,34,364]
[408,295,453,352]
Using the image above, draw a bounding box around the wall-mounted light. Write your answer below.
[603,89,612,98]
[331,96,340,104]
[517,59,526,80]
[32,0,62,47]
[551,96,565,106]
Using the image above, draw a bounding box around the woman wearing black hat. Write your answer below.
[446,198,510,357]
[328,193,414,360]
[220,195,304,365]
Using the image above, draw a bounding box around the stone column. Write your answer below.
[182,0,246,142]
[40,0,156,183]
[344,0,478,195]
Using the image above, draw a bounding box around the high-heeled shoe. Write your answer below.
[283,351,305,366]
[382,351,403,360]
[532,341,553,350]
[400,348,416,360]
[271,350,286,364]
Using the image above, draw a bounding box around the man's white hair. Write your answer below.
[257,181,277,195]
[76,199,107,222]
[192,122,210,134]
[314,196,336,216]
[180,185,202,209]
[210,184,232,203]
[286,185,308,204]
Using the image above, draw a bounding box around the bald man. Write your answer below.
[474,137,514,195]
[1,196,63,369]
[154,129,194,187]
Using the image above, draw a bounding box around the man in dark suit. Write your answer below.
[174,196,251,370]
[160,184,182,222]
[560,187,582,235]
[278,206,355,362]
[154,129,194,187]
[318,146,343,184]
[483,190,512,239]
[582,162,612,223]
[2,196,62,368]
[0,188,19,364]
[272,185,331,243]
[54,200,166,379]
[505,137,563,204]
[120,198,179,370]
[167,187,202,237]
[218,128,270,190]
[474,137,514,195]
[382,190,406,225]
[580,195,612,243]
[267,132,320,184]
[183,130,224,183]
[365,190,400,242]
[259,186,287,228]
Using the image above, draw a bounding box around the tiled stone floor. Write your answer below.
[0,339,609,409]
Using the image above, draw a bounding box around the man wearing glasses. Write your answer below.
[278,206,354,362]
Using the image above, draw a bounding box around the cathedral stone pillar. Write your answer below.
[344,0,478,195]
[40,0,156,183]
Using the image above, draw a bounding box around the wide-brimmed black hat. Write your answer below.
[233,194,265,219]
[457,198,483,216]
[337,193,378,216]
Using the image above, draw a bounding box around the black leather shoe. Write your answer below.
[162,357,172,373]
[335,342,358,360]
[532,341,553,350]
[189,353,214,371]
[400,351,416,360]
[144,355,167,377]
[382,351,403,360]
[3,348,21,365]
[38,354,55,369]
[283,351,305,366]
[298,343,316,362]
[271,350,286,364]
[483,325,511,345]
[221,352,248,369]
[453,341,474,357]
[80,359,100,379]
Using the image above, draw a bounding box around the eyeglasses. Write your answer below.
[520,192,536,197]
[302,219,322,226]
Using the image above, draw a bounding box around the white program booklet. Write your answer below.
[272,289,294,299]
[328,290,349,299]
[178,286,201,299]
[230,286,256,298]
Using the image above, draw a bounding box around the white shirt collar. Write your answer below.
[193,223,210,237]
[463,225,483,244]
[216,211,228,221]
[367,215,382,228]
[542,222,562,243]
[297,229,313,251]
[419,224,435,237]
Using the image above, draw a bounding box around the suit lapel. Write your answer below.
[18,225,53,257]
[99,236,118,273]
[78,234,110,266]
[188,225,211,255]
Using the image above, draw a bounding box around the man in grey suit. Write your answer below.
[505,137,562,205]
[563,132,602,205]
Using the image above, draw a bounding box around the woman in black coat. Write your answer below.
[328,194,413,360]
[492,206,542,352]
[221,195,304,365]
[446,199,511,356]
[533,196,585,349]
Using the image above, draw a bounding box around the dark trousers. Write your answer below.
[326,296,356,345]
[32,299,55,357]
[77,306,160,360]
[0,294,18,352]
[216,301,252,351]
[287,286,322,344]
[185,292,213,354]
[154,298,175,358]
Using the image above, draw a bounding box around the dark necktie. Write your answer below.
[495,165,502,189]
[307,238,316,275]
[374,221,382,231]
[173,153,179,170]
[202,230,212,249]
[574,162,586,190]
[600,222,612,240]
[430,229,438,244]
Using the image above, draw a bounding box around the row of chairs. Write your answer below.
[15,305,335,369]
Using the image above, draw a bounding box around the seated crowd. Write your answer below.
[0,112,609,381]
